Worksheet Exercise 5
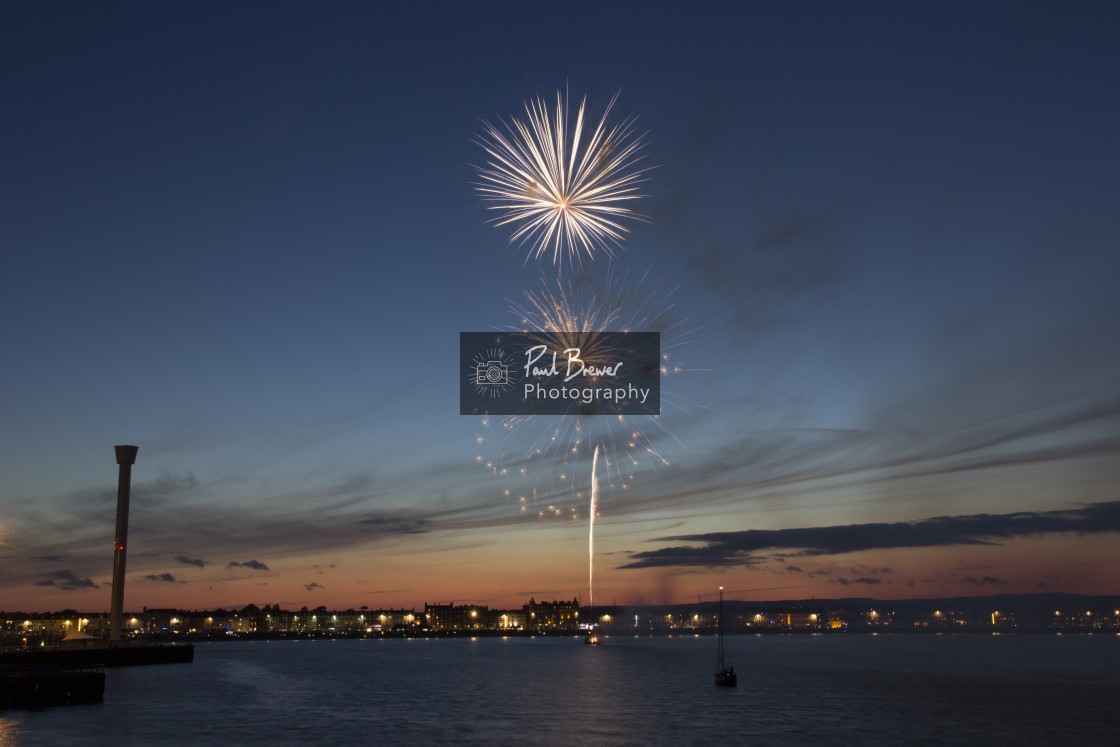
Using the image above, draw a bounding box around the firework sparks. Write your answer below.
[475,267,699,524]
[474,90,652,268]
[504,269,691,464]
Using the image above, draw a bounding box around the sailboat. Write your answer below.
[714,586,737,686]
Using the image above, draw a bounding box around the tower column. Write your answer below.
[109,444,138,642]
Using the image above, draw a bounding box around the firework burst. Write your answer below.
[474,90,652,268]
[475,266,699,521]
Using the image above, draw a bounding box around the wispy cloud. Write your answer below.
[55,470,200,513]
[9,382,1115,601]
[620,501,1120,569]
[543,398,1120,538]
[145,572,178,583]
[357,516,431,534]
[136,471,199,505]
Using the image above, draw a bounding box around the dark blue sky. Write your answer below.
[2,1,1118,609]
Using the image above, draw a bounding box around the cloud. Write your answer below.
[836,577,881,586]
[304,582,324,591]
[136,470,199,505]
[357,516,431,534]
[145,573,177,583]
[228,560,270,571]
[526,397,1120,547]
[14,456,522,584]
[620,500,1120,569]
[58,470,200,511]
[33,570,98,591]
[18,380,1110,597]
[318,473,374,498]
[965,576,1008,586]
[175,555,208,569]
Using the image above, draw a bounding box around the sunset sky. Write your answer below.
[2,1,1118,613]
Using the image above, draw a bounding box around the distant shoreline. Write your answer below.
[90,627,1114,646]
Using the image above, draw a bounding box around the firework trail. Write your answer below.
[589,444,600,612]
[474,90,652,268]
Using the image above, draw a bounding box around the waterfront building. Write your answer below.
[423,603,489,631]
[522,598,581,631]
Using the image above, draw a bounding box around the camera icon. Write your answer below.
[477,361,509,385]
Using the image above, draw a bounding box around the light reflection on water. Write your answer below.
[2,634,1118,745]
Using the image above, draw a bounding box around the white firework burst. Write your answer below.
[474,90,652,268]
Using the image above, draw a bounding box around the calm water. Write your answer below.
[2,634,1118,745]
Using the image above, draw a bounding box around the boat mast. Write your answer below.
[717,586,725,669]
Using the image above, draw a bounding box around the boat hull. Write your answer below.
[714,669,737,687]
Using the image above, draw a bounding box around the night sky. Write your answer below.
[2,1,1118,612]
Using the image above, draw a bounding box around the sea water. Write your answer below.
[2,633,1117,745]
